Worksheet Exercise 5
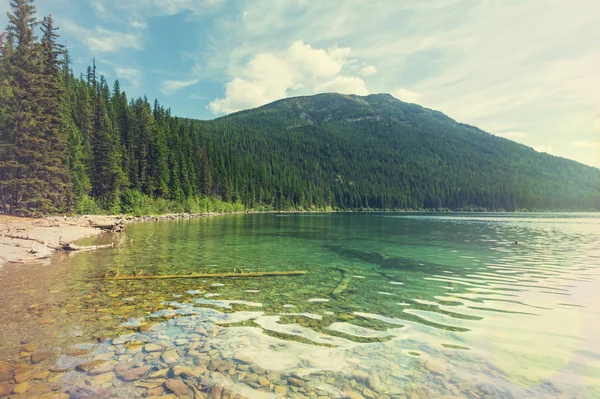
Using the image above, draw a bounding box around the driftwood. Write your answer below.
[1,233,114,251]
[331,268,352,295]
[90,218,126,232]
[84,270,308,282]
[61,242,115,251]
[1,234,46,246]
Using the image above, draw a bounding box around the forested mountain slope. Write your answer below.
[188,93,600,211]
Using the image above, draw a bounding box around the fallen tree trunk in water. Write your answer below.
[61,242,115,251]
[331,268,352,295]
[84,270,307,281]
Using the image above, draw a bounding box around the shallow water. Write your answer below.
[1,212,599,398]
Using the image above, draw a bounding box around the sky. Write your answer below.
[1,0,599,168]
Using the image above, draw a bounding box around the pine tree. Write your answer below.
[1,0,49,214]
[91,76,125,210]
[39,14,73,211]
[149,101,169,197]
[0,36,15,213]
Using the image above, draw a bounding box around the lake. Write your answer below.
[0,213,599,398]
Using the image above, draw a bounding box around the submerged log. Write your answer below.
[61,242,115,251]
[331,268,352,295]
[84,270,307,282]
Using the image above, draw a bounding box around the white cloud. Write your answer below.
[208,40,363,114]
[61,21,143,53]
[287,41,346,78]
[359,65,378,76]
[138,0,225,16]
[88,0,224,22]
[533,145,554,155]
[314,76,369,95]
[131,21,148,29]
[209,78,277,114]
[572,140,600,149]
[495,131,528,140]
[115,67,141,89]
[391,88,423,104]
[162,79,200,95]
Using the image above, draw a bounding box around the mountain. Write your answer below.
[186,93,600,211]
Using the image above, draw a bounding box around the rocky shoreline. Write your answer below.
[0,212,241,267]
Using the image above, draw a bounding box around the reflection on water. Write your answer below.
[0,213,599,398]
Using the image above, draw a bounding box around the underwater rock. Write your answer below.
[143,344,163,353]
[113,361,135,373]
[149,368,169,379]
[351,370,369,382]
[450,371,472,383]
[425,359,447,375]
[275,385,288,395]
[192,355,211,366]
[89,371,114,385]
[134,379,164,389]
[75,360,106,372]
[161,350,180,364]
[88,363,115,375]
[258,376,270,387]
[170,365,193,378]
[12,382,29,394]
[368,369,383,392]
[164,378,189,396]
[22,344,38,353]
[93,352,115,362]
[233,353,253,364]
[30,351,54,364]
[0,383,12,396]
[32,370,50,380]
[0,362,10,373]
[118,365,150,381]
[344,391,365,399]
[362,387,377,398]
[289,377,305,387]
[13,367,32,383]
[66,386,113,399]
[194,326,208,336]
[49,358,77,373]
[188,366,207,378]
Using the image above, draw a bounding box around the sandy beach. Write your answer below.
[0,215,109,266]
[0,212,243,267]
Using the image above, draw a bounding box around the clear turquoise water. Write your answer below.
[28,213,600,398]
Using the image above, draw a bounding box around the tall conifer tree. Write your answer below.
[39,14,72,211]
[1,0,48,214]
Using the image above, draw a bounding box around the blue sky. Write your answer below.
[1,0,599,167]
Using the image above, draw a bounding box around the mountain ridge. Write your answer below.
[187,92,600,211]
[215,92,580,166]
